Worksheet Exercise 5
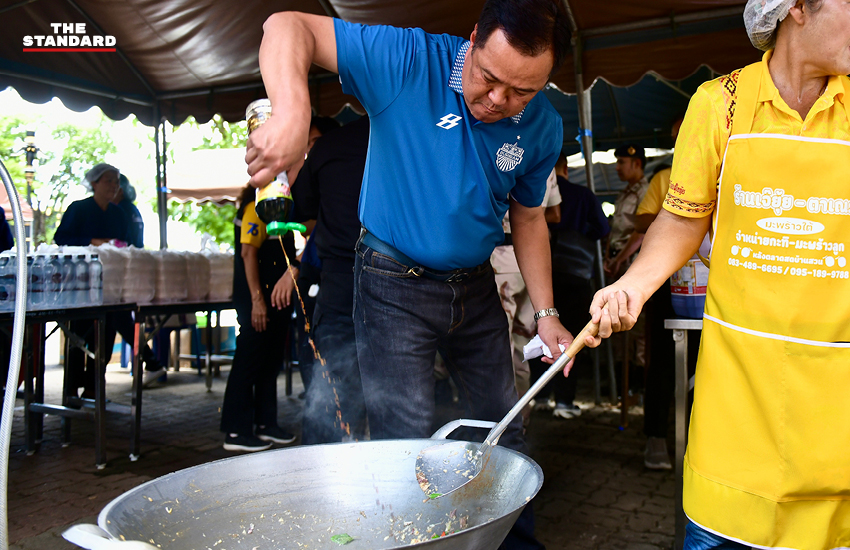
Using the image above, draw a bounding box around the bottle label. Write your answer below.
[257,172,291,202]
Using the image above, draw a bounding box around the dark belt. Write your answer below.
[500,233,513,247]
[359,228,488,283]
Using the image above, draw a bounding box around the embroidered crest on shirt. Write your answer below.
[496,142,524,172]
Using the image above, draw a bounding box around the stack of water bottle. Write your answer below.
[0,246,103,313]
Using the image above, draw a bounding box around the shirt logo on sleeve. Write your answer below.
[437,113,463,130]
[496,142,524,172]
[247,222,259,236]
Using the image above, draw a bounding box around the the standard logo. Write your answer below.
[436,114,462,130]
[23,23,116,52]
[495,142,524,172]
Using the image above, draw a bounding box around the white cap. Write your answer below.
[744,0,795,51]
[82,163,120,191]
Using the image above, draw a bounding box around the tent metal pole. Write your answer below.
[576,82,617,405]
[154,109,167,250]
[565,0,619,403]
[160,120,169,250]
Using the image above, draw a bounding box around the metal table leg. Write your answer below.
[205,311,213,392]
[24,324,37,454]
[61,332,73,447]
[94,316,107,469]
[34,323,46,445]
[129,318,143,461]
[673,328,689,550]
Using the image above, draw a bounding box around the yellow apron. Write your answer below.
[684,63,850,549]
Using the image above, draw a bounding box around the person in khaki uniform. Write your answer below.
[604,145,650,392]
[491,168,561,423]
[585,0,850,548]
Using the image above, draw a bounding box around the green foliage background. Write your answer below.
[0,108,247,249]
[165,114,250,248]
[0,113,116,246]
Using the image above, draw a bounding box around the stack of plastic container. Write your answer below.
[201,240,233,302]
[92,244,128,305]
[183,252,211,302]
[0,244,234,311]
[121,247,156,304]
[152,250,188,303]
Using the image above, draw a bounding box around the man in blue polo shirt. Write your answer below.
[247,3,571,545]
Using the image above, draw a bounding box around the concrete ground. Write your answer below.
[6,354,675,550]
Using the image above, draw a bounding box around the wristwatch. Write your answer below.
[533,308,559,321]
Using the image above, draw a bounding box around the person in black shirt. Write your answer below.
[114,175,144,249]
[292,116,369,444]
[535,156,609,418]
[223,185,299,451]
[0,206,13,253]
[55,163,164,399]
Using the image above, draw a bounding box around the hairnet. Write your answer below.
[82,163,120,191]
[117,173,137,202]
[744,0,795,51]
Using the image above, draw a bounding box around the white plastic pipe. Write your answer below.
[0,159,29,550]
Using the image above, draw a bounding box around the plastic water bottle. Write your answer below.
[74,254,90,307]
[25,256,34,311]
[0,256,10,313]
[30,254,45,310]
[89,253,103,306]
[59,254,76,308]
[44,254,61,308]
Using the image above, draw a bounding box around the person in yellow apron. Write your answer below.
[582,1,850,548]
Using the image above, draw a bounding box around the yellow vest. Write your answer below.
[684,63,850,549]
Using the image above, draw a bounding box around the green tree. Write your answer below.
[167,201,236,248]
[35,120,116,245]
[0,115,31,198]
[0,114,116,246]
[164,115,249,247]
[196,114,249,150]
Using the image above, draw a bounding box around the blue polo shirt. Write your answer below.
[335,19,563,270]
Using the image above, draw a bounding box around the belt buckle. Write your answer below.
[445,271,465,283]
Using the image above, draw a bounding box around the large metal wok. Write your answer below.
[64,421,542,550]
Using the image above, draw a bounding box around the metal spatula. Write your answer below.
[415,320,598,498]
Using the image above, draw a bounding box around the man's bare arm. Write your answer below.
[246,13,337,188]
[511,200,574,368]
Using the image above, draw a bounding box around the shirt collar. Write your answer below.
[758,50,847,119]
[448,40,525,125]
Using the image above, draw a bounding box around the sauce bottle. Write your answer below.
[246,99,306,236]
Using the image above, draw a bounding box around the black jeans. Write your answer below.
[353,239,543,550]
[301,270,367,444]
[220,303,290,435]
[295,261,321,391]
[530,273,594,405]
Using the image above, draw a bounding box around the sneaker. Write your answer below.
[256,425,297,445]
[533,398,556,411]
[223,434,272,452]
[644,437,673,470]
[142,367,167,388]
[552,402,582,419]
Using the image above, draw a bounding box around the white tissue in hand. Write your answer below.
[523,334,566,361]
